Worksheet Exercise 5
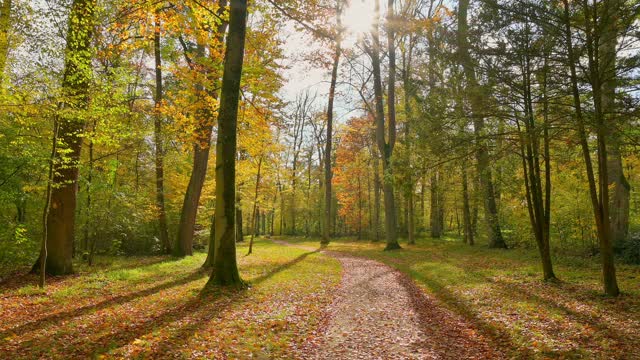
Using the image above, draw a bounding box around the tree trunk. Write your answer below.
[462,165,474,245]
[203,214,215,268]
[33,0,96,275]
[601,0,629,250]
[207,0,248,287]
[457,0,506,249]
[516,22,556,280]
[373,146,381,242]
[82,122,95,255]
[154,11,170,254]
[430,171,442,238]
[403,43,415,245]
[247,156,263,255]
[176,1,228,257]
[236,193,244,242]
[322,1,342,245]
[371,0,400,250]
[562,0,618,296]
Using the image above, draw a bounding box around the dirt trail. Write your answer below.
[275,240,505,359]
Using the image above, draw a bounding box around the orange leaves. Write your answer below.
[333,117,374,232]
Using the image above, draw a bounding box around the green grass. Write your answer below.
[283,235,640,359]
[0,239,341,359]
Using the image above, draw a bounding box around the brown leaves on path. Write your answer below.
[278,242,507,359]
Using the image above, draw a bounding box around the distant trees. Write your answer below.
[0,0,638,300]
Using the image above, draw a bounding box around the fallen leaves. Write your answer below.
[0,240,341,359]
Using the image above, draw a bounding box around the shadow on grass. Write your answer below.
[0,256,183,295]
[0,272,73,295]
[0,269,208,339]
[90,255,180,272]
[398,267,534,359]
[391,248,637,358]
[490,278,638,353]
[14,289,234,359]
[250,248,321,286]
[130,248,323,358]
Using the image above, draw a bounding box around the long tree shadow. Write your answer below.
[398,268,533,359]
[0,269,208,339]
[92,255,180,272]
[0,256,182,295]
[137,249,324,358]
[435,251,639,345]
[490,278,638,355]
[0,271,74,295]
[250,248,321,286]
[13,289,235,359]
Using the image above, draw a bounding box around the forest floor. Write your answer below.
[1,236,639,359]
[0,239,341,359]
[283,236,640,359]
[274,239,503,359]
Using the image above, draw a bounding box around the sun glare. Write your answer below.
[342,0,377,47]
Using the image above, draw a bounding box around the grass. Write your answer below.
[283,235,640,359]
[0,239,341,359]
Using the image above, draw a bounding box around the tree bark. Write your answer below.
[176,0,228,257]
[562,0,618,296]
[202,214,215,268]
[462,165,474,245]
[430,171,442,238]
[236,192,244,242]
[33,0,96,275]
[600,0,629,250]
[373,142,381,242]
[207,0,248,287]
[457,0,506,249]
[247,156,263,255]
[515,20,556,280]
[371,0,400,250]
[322,1,342,245]
[402,39,415,245]
[154,11,170,254]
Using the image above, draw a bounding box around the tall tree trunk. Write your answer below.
[373,144,381,242]
[39,119,59,287]
[462,165,474,245]
[403,40,415,245]
[562,0,619,296]
[203,214,215,268]
[430,171,441,238]
[457,0,506,249]
[516,20,556,280]
[207,0,248,287]
[601,0,629,250]
[236,192,244,242]
[33,0,96,275]
[82,122,94,255]
[322,1,342,245]
[154,11,170,254]
[371,0,400,250]
[176,1,228,257]
[247,156,263,255]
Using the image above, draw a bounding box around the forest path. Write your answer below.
[274,239,505,359]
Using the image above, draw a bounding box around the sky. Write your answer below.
[278,0,378,121]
